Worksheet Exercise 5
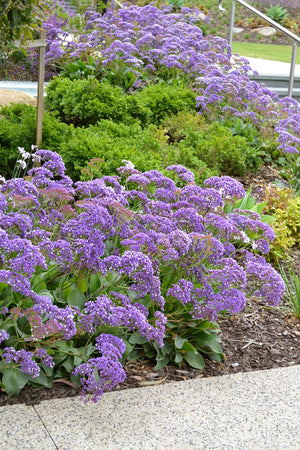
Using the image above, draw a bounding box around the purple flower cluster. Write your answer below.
[72,334,126,402]
[0,149,285,400]
[2,347,40,377]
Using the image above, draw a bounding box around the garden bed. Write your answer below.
[1,293,299,407]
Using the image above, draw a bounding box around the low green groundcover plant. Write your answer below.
[0,149,285,402]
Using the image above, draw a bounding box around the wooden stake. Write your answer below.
[36,29,46,150]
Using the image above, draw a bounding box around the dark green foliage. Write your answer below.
[133,83,197,126]
[162,112,261,176]
[45,77,150,127]
[45,78,197,128]
[0,104,72,178]
[177,122,261,176]
[59,121,169,181]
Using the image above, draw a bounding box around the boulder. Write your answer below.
[251,26,277,37]
[233,27,244,34]
[0,89,37,107]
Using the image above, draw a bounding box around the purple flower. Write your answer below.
[2,347,40,378]
[72,334,126,402]
[204,176,245,199]
[0,330,9,343]
[166,165,195,183]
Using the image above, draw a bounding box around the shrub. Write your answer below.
[265,4,289,24]
[262,186,300,261]
[0,104,72,179]
[133,83,197,126]
[45,77,197,128]
[45,77,150,127]
[59,118,216,183]
[176,122,261,176]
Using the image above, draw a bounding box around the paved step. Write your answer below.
[249,74,300,100]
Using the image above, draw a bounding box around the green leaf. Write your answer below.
[2,369,30,396]
[194,331,223,354]
[67,288,86,309]
[128,334,148,345]
[56,341,73,353]
[74,356,83,366]
[174,335,187,349]
[175,351,183,364]
[142,343,156,359]
[184,351,205,369]
[204,351,224,363]
[126,349,141,361]
[154,356,169,370]
[29,370,52,388]
[60,355,74,372]
[89,274,100,293]
[181,341,196,352]
[78,279,88,293]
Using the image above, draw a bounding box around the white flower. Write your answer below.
[0,175,5,184]
[17,159,26,170]
[32,154,41,163]
[31,145,38,152]
[18,147,30,160]
[251,241,258,250]
[240,231,250,244]
[121,160,135,169]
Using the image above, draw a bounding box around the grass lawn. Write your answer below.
[231,42,300,64]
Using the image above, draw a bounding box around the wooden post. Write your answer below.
[36,29,46,150]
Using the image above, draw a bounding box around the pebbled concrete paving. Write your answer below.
[0,403,56,449]
[0,365,299,450]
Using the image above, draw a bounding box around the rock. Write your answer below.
[251,26,277,37]
[233,27,244,34]
[0,89,37,107]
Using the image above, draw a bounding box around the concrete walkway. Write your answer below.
[1,365,299,449]
[241,56,300,76]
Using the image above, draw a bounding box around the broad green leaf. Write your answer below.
[56,341,73,353]
[154,356,169,370]
[194,331,223,353]
[126,349,140,361]
[59,355,74,372]
[2,369,30,396]
[174,335,187,349]
[67,288,86,309]
[89,274,100,293]
[175,351,183,364]
[181,341,196,352]
[184,351,205,369]
[128,334,148,344]
[29,370,52,388]
[74,356,83,366]
[78,279,88,293]
[204,351,224,363]
[38,290,54,301]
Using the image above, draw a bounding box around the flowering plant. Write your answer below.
[0,150,285,401]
